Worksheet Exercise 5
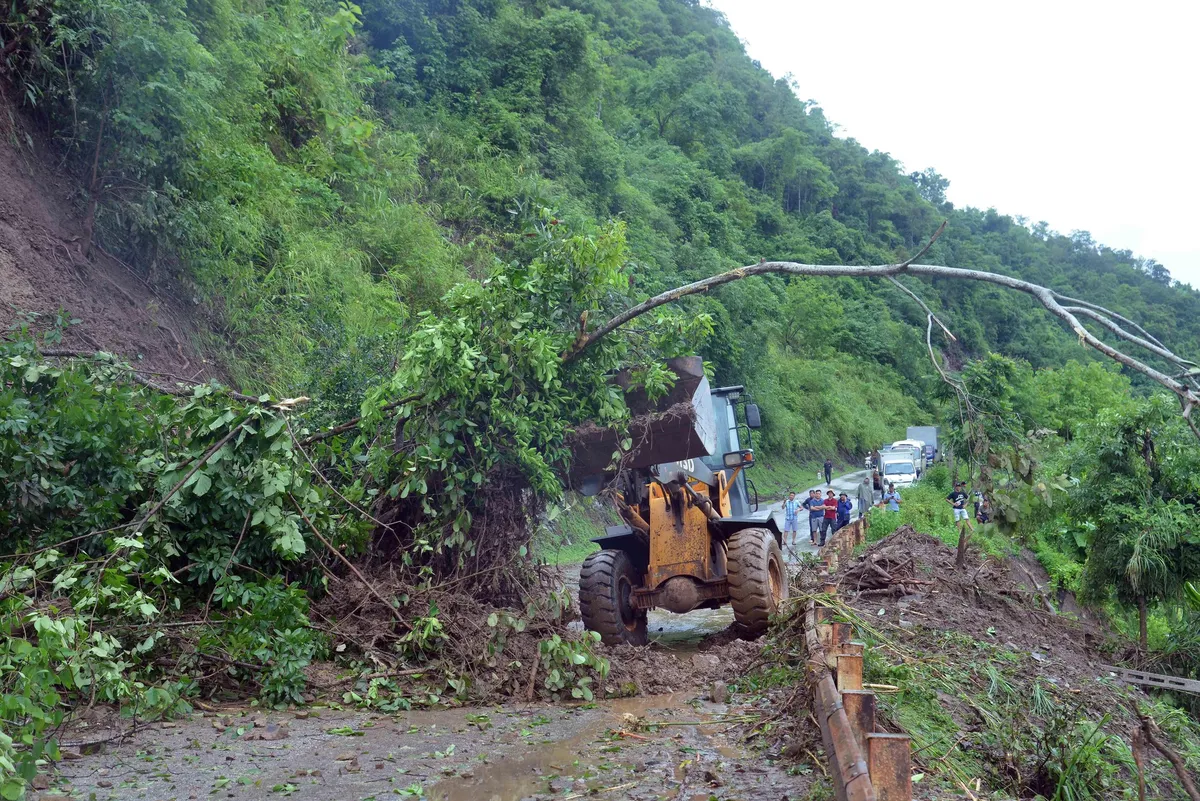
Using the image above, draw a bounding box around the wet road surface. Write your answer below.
[50,692,811,801]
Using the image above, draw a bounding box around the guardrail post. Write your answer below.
[832,621,853,648]
[867,733,912,801]
[836,653,863,690]
[820,580,839,595]
[815,605,834,648]
[841,689,876,753]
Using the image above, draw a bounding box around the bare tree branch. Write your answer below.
[566,222,947,359]
[1052,293,1167,350]
[888,276,956,341]
[567,224,1200,440]
[1063,306,1197,373]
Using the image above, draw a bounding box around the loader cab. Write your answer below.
[702,386,761,517]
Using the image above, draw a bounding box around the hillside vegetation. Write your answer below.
[4,0,1199,456]
[2,2,1200,799]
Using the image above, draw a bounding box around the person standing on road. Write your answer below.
[823,458,833,485]
[947,481,973,531]
[881,484,902,512]
[856,475,873,518]
[820,489,838,545]
[804,489,823,545]
[836,493,852,529]
[782,491,801,547]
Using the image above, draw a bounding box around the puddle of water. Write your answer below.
[428,725,598,801]
[427,692,700,801]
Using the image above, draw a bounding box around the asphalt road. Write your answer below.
[765,468,873,559]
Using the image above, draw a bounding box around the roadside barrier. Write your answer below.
[803,515,913,801]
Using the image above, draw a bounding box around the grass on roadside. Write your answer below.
[533,494,618,566]
[862,467,1015,561]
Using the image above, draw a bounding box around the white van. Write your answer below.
[889,441,926,476]
[880,452,918,488]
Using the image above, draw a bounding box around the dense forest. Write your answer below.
[4,0,1199,457]
[3,1,1200,797]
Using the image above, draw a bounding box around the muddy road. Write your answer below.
[50,688,810,801]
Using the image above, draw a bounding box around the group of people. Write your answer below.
[781,468,908,548]
[782,487,862,548]
[947,481,991,525]
[782,465,992,550]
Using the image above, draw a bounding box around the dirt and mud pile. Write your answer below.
[827,525,1197,800]
[838,525,1106,657]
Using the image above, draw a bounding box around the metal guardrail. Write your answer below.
[1102,665,1200,695]
[803,516,913,801]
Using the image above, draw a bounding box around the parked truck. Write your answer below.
[889,441,926,477]
[906,426,939,463]
[879,450,919,488]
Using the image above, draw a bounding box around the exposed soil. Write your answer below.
[838,526,1110,692]
[0,95,216,379]
[831,526,1192,800]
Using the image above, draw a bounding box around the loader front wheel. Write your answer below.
[579,550,648,646]
[727,528,788,637]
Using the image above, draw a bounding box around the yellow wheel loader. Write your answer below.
[568,357,787,645]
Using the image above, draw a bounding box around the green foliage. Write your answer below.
[0,334,351,795]
[537,632,608,701]
[866,480,1013,561]
[9,0,1200,463]
[1072,397,1200,620]
[351,216,710,587]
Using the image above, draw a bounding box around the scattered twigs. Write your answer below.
[289,493,408,629]
[1016,563,1056,615]
[37,347,263,403]
[314,668,428,689]
[614,730,652,741]
[203,509,251,621]
[1131,703,1200,801]
[526,649,541,702]
[1131,725,1147,801]
[563,781,638,800]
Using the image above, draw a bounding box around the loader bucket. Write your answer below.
[566,356,717,493]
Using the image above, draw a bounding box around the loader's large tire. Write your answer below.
[579,550,648,646]
[727,528,787,637]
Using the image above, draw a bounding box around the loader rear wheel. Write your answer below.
[579,550,648,646]
[727,528,788,637]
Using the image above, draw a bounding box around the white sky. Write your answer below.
[705,0,1200,288]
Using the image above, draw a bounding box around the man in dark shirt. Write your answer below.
[803,490,824,545]
[946,481,973,530]
[836,493,852,529]
[823,458,833,485]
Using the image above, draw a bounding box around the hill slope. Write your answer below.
[0,107,210,377]
[2,0,1198,455]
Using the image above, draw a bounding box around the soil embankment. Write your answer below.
[828,526,1196,799]
[0,100,212,378]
